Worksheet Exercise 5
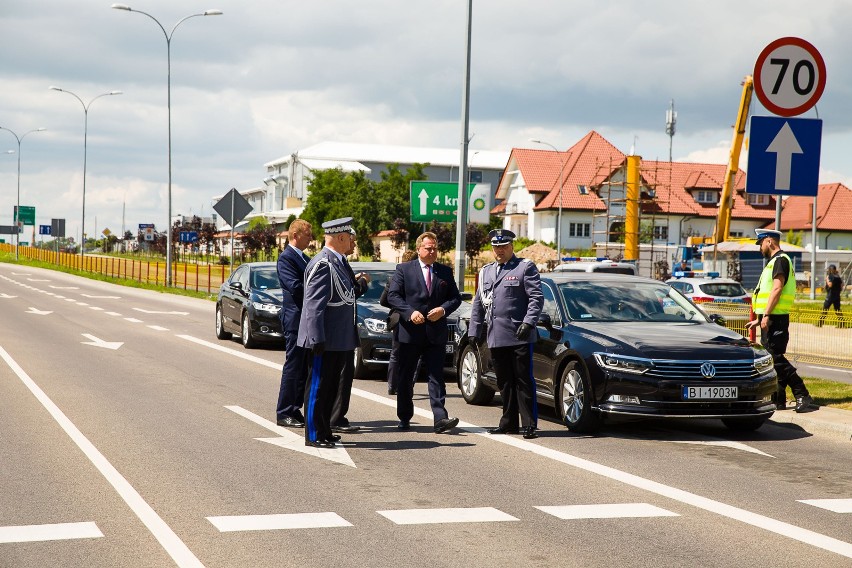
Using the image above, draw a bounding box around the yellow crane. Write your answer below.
[713,75,754,244]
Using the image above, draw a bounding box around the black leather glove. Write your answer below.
[515,323,533,341]
[312,342,325,356]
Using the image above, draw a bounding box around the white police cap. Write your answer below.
[755,228,781,244]
[322,216,355,235]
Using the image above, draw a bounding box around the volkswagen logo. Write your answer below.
[700,362,717,379]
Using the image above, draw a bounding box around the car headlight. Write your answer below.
[593,352,652,374]
[754,354,774,375]
[252,301,281,314]
[363,318,387,333]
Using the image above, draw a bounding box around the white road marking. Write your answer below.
[81,294,120,299]
[178,335,281,370]
[89,306,104,311]
[183,334,852,560]
[49,285,78,290]
[0,522,103,544]
[377,507,517,525]
[124,318,143,323]
[0,346,205,568]
[207,512,351,532]
[105,311,121,316]
[26,307,52,315]
[225,405,355,468]
[0,293,16,298]
[76,302,89,306]
[81,333,123,350]
[799,499,852,513]
[536,503,679,520]
[27,278,49,282]
[134,308,189,315]
[148,325,169,331]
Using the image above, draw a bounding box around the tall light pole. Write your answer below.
[50,87,123,258]
[111,4,222,286]
[0,127,46,260]
[530,139,565,260]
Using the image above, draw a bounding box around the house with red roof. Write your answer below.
[762,183,852,250]
[495,131,782,251]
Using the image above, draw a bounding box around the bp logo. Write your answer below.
[472,198,486,211]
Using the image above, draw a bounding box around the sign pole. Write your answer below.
[453,0,473,291]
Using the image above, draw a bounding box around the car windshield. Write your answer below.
[360,270,396,301]
[699,282,746,297]
[251,267,280,290]
[559,280,707,322]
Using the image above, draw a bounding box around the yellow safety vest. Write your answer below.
[752,253,795,314]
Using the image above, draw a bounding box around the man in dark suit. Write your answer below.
[387,232,462,433]
[298,217,370,448]
[275,219,313,428]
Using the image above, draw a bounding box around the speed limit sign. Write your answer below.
[754,37,826,117]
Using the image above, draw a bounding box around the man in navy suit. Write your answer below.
[387,232,462,433]
[298,217,370,447]
[275,219,313,428]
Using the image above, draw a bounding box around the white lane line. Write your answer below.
[148,325,169,331]
[124,318,143,323]
[178,335,281,370]
[105,312,121,316]
[536,503,679,520]
[182,334,852,560]
[378,507,517,525]
[799,499,852,513]
[89,306,104,311]
[207,513,351,533]
[76,302,89,306]
[0,521,103,544]
[0,346,205,568]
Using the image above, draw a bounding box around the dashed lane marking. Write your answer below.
[207,512,351,532]
[536,503,679,520]
[799,499,852,513]
[148,325,169,331]
[377,507,517,525]
[124,318,143,323]
[0,522,103,544]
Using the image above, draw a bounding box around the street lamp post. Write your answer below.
[530,139,565,260]
[0,127,46,260]
[111,3,222,287]
[50,87,123,258]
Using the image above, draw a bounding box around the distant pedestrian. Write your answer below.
[745,229,814,413]
[468,229,543,439]
[817,264,845,328]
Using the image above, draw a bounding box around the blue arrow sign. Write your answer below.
[38,225,51,235]
[746,116,821,197]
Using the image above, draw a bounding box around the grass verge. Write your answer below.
[802,377,852,411]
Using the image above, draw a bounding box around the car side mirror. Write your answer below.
[229,281,243,292]
[708,313,726,327]
[460,292,473,301]
[538,312,553,329]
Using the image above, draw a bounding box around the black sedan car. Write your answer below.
[453,272,778,433]
[216,262,283,348]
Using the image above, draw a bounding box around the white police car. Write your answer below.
[666,272,750,304]
[552,257,636,275]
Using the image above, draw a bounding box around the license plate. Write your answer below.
[682,386,738,400]
[445,343,454,354]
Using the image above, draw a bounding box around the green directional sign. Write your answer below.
[14,205,35,226]
[410,181,491,223]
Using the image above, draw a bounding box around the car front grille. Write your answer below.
[645,360,759,380]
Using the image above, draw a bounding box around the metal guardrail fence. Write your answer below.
[701,302,851,369]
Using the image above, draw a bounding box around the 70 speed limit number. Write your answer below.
[753,36,826,117]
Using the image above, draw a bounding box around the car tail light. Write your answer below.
[743,297,752,305]
[692,296,713,303]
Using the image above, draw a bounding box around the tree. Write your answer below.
[241,217,278,261]
[427,220,455,255]
[465,223,488,268]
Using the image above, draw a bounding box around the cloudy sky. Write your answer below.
[1,0,850,242]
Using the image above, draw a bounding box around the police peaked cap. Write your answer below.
[322,216,356,235]
[754,229,781,244]
[489,229,515,246]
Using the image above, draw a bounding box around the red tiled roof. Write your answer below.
[766,183,852,231]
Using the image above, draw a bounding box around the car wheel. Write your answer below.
[353,346,368,379]
[721,416,769,431]
[457,344,495,405]
[557,361,601,433]
[241,312,257,349]
[215,304,232,340]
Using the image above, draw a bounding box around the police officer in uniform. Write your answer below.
[468,229,544,439]
[298,217,370,447]
[745,229,814,413]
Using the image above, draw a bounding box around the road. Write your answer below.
[1,264,850,568]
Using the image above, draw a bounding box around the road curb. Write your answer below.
[769,405,852,442]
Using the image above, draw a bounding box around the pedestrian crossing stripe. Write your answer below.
[798,499,852,513]
[536,503,679,519]
[377,507,518,525]
[207,513,351,532]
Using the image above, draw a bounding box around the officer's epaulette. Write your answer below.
[518,257,531,263]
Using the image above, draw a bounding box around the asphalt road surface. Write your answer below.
[1,264,850,568]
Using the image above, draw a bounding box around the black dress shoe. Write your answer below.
[487,426,518,435]
[522,427,538,440]
[795,395,815,413]
[397,421,411,431]
[388,387,397,395]
[326,434,342,443]
[277,416,305,428]
[434,417,459,433]
[331,424,360,433]
[305,440,333,448]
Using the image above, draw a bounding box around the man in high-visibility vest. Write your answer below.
[745,229,814,413]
